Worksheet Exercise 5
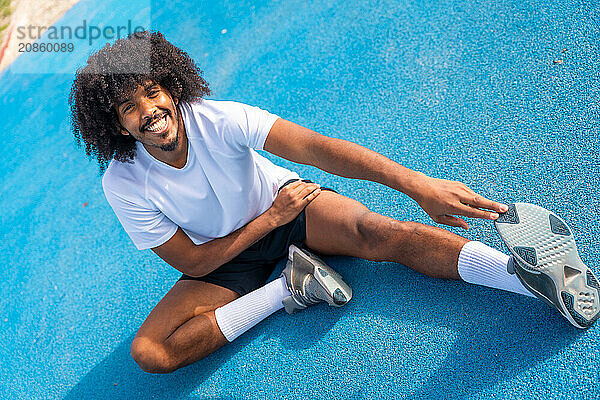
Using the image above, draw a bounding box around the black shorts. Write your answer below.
[177,179,337,296]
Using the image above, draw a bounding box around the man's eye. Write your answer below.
[123,104,133,113]
[148,90,159,97]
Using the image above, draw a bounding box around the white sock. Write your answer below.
[457,241,535,297]
[214,276,291,342]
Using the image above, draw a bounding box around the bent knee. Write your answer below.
[131,338,176,374]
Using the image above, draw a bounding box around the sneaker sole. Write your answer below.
[494,202,600,329]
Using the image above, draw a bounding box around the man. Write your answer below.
[69,31,599,374]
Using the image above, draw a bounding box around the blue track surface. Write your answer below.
[1,0,599,398]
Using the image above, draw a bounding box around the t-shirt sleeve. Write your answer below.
[221,101,280,151]
[102,178,178,250]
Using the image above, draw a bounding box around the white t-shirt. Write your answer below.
[102,99,300,250]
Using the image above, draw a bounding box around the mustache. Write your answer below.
[140,110,170,131]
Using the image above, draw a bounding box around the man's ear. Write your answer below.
[118,124,130,136]
[113,107,130,136]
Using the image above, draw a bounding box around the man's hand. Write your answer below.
[266,180,322,226]
[410,173,509,230]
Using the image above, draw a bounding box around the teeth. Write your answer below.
[146,115,167,132]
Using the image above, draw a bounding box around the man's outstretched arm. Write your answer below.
[263,118,508,229]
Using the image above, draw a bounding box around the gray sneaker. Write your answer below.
[495,202,600,329]
[280,244,353,314]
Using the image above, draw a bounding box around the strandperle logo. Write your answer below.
[16,20,147,46]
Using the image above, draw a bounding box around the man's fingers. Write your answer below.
[285,181,318,196]
[456,203,500,220]
[280,180,304,194]
[304,188,321,202]
[461,192,508,213]
[436,214,469,230]
[298,183,320,198]
[290,183,320,202]
[291,181,309,194]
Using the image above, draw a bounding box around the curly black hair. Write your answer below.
[69,30,211,171]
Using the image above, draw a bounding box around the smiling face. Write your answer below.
[115,81,181,152]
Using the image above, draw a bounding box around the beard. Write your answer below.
[154,104,180,151]
[159,129,179,151]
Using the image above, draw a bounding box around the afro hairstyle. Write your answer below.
[69,30,211,171]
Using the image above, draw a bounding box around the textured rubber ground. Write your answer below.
[495,203,600,329]
[281,244,353,314]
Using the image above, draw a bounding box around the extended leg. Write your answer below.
[303,190,531,298]
[304,190,468,280]
[303,190,537,295]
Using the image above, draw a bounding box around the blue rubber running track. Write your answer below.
[1,0,599,398]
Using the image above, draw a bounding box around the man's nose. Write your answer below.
[139,98,158,119]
